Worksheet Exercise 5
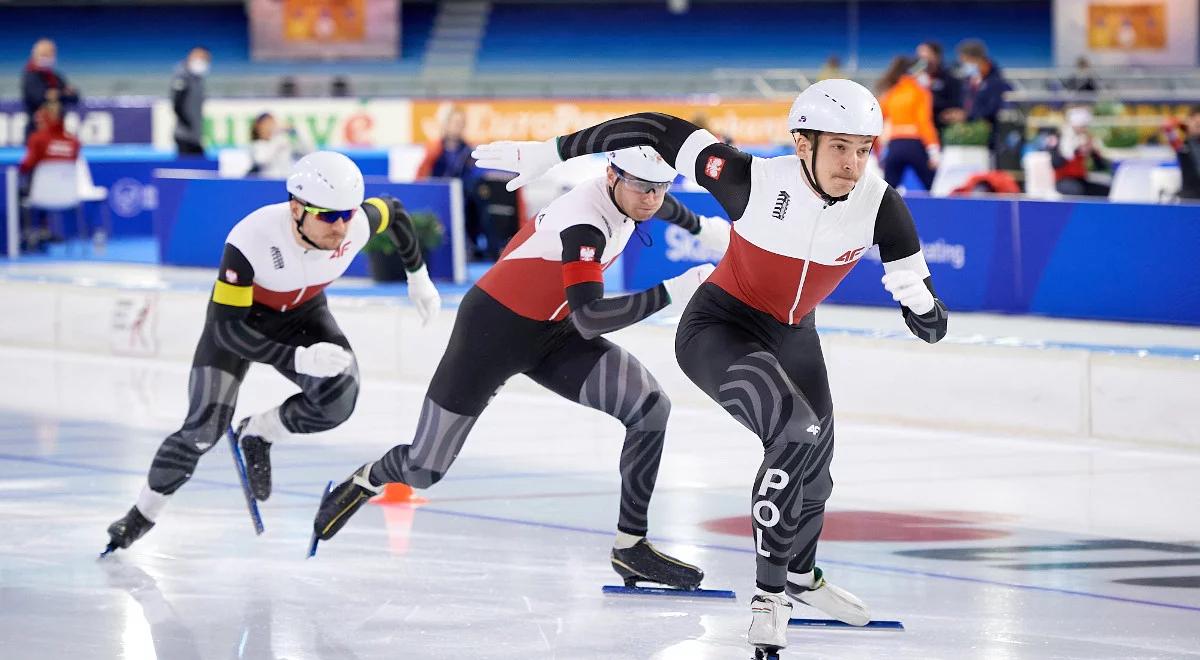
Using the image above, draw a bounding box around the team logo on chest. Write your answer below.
[330,241,352,259]
[771,191,791,221]
[270,246,285,269]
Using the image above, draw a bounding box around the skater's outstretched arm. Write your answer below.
[560,225,669,339]
[473,113,755,219]
[360,195,425,272]
[873,186,949,343]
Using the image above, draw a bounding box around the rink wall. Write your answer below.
[1,277,1197,451]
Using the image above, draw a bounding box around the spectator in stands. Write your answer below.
[914,41,962,135]
[877,56,940,191]
[417,105,485,258]
[1165,106,1200,200]
[21,38,79,144]
[330,76,351,98]
[18,101,81,251]
[171,46,211,156]
[278,76,299,98]
[817,55,842,81]
[1065,56,1098,92]
[249,113,308,178]
[1044,105,1111,197]
[951,39,1011,157]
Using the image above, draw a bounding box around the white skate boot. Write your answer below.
[785,566,870,626]
[748,592,791,659]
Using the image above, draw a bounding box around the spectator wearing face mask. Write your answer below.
[877,55,940,190]
[21,38,79,144]
[914,41,962,135]
[171,46,211,156]
[953,39,1012,156]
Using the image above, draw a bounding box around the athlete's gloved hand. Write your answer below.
[663,263,716,306]
[881,270,934,315]
[294,342,353,378]
[471,138,563,192]
[406,264,441,327]
[696,215,731,255]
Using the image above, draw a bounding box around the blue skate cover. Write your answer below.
[789,618,905,630]
[307,480,333,558]
[226,424,265,535]
[602,585,736,599]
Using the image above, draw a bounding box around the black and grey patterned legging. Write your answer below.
[676,283,835,593]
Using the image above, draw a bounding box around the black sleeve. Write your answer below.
[557,112,754,219]
[655,193,700,234]
[21,71,44,114]
[206,244,297,369]
[361,195,425,271]
[171,77,189,126]
[560,224,670,340]
[872,186,948,344]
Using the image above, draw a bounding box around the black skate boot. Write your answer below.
[611,539,704,590]
[103,506,155,555]
[235,417,272,501]
[313,464,382,542]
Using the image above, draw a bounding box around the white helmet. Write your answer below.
[286,151,364,210]
[607,146,677,183]
[787,79,883,137]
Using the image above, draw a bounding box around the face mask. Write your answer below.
[187,59,209,76]
[34,56,55,69]
[962,62,980,77]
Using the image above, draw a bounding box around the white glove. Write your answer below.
[470,138,563,192]
[294,342,352,378]
[406,264,441,327]
[696,215,731,256]
[663,263,716,306]
[881,270,934,315]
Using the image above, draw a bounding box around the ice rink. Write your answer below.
[2,296,1199,659]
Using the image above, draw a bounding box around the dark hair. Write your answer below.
[251,113,274,141]
[877,55,916,94]
[919,41,943,59]
[956,38,988,60]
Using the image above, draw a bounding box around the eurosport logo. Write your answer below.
[861,238,966,270]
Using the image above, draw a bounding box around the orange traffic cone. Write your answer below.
[370,482,428,505]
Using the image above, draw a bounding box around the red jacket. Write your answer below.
[19,118,80,174]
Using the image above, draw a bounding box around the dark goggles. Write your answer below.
[302,204,356,223]
[612,165,671,195]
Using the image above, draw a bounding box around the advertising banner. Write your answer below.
[410,99,792,148]
[0,100,154,148]
[1055,0,1198,66]
[248,0,399,60]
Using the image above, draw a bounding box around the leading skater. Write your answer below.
[311,146,731,591]
[105,152,442,552]
[471,79,949,657]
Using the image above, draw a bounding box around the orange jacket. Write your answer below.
[879,75,939,149]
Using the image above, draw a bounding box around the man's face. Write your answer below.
[607,167,668,222]
[916,44,937,65]
[794,132,874,198]
[290,200,350,250]
[444,111,466,141]
[33,40,56,64]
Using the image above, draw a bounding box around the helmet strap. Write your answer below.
[291,197,325,250]
[796,132,850,207]
[606,179,640,223]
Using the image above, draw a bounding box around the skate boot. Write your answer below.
[748,592,792,659]
[785,566,870,626]
[235,417,272,501]
[104,506,155,554]
[313,464,383,542]
[610,539,704,589]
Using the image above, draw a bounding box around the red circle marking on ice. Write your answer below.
[701,511,1012,542]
